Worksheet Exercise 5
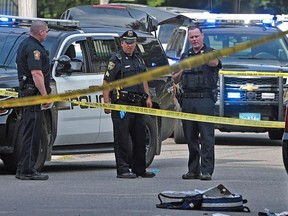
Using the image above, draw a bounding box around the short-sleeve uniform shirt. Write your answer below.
[16,36,50,92]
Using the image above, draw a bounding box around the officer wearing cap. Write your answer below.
[15,20,51,180]
[103,30,155,179]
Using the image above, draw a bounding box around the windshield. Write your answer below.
[204,30,288,61]
[0,32,56,71]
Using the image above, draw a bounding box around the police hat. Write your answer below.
[121,30,138,44]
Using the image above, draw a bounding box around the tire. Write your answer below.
[268,129,284,140]
[145,115,157,167]
[2,117,48,174]
[283,140,288,174]
[173,119,186,144]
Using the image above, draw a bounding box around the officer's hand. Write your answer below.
[104,109,111,114]
[146,97,152,108]
[41,102,53,110]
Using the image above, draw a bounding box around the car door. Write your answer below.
[52,34,117,146]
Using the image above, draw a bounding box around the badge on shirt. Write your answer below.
[33,50,41,60]
[108,61,115,70]
[105,71,110,77]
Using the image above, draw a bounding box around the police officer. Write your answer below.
[103,30,155,179]
[15,20,51,180]
[173,26,222,181]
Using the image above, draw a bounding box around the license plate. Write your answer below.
[239,113,261,120]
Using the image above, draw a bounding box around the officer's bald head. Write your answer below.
[30,20,49,42]
[30,20,48,35]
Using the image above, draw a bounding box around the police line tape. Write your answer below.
[220,71,288,77]
[0,29,288,109]
[71,101,284,129]
[0,89,284,128]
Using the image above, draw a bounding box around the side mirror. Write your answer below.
[55,55,72,76]
[57,55,71,65]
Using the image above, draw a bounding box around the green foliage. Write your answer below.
[147,0,166,7]
[38,0,100,18]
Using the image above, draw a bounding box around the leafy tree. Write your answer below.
[38,0,100,18]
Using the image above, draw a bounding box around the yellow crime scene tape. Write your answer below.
[0,89,284,128]
[1,29,288,128]
[71,101,284,129]
[0,28,288,108]
[220,70,288,77]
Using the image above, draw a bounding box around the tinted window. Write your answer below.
[0,32,57,70]
[0,31,26,68]
[204,29,288,61]
[137,37,168,68]
[166,29,187,57]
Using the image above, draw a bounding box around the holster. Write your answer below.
[22,84,37,97]
[111,90,147,104]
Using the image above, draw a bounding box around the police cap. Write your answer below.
[121,30,138,44]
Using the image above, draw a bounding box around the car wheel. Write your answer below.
[145,115,157,167]
[2,117,48,174]
[268,129,284,140]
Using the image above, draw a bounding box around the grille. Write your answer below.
[223,77,279,102]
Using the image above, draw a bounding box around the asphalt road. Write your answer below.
[0,132,287,216]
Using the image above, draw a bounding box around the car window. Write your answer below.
[166,29,187,57]
[158,23,178,45]
[136,37,169,68]
[205,31,288,60]
[0,31,26,68]
[88,38,117,74]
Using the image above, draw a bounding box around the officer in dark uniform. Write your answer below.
[15,20,51,180]
[103,30,155,179]
[173,26,222,181]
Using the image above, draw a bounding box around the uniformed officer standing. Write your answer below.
[173,26,222,181]
[103,30,155,179]
[15,20,51,180]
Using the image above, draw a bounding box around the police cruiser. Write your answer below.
[0,15,175,173]
[166,13,288,143]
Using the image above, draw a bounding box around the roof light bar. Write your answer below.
[0,14,79,28]
[181,13,286,26]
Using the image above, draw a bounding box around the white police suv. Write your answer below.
[0,15,175,173]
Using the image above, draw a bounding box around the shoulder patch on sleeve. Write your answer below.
[33,50,41,60]
[108,61,115,70]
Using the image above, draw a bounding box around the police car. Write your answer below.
[0,15,175,173]
[166,13,288,143]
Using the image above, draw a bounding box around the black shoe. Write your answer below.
[117,172,137,179]
[200,173,212,181]
[136,171,155,178]
[182,173,201,180]
[19,172,49,180]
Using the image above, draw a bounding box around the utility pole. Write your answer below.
[18,0,37,17]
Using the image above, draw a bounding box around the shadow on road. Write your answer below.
[216,133,282,146]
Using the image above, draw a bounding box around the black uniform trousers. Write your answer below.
[17,105,43,175]
[111,108,146,175]
[181,97,215,176]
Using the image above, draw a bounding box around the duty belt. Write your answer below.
[182,92,212,98]
[117,91,147,103]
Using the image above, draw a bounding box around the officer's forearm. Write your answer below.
[143,81,150,97]
[103,80,110,103]
[31,70,47,96]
